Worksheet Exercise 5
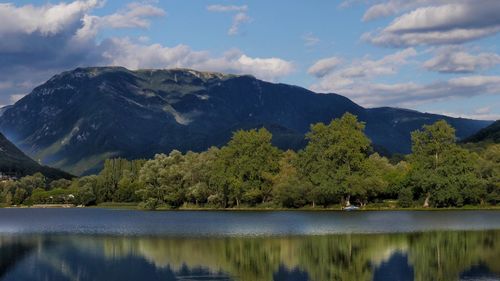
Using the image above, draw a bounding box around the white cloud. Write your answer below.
[98,2,165,29]
[309,48,500,108]
[206,4,247,13]
[0,82,13,90]
[207,4,251,36]
[436,108,500,121]
[310,48,416,90]
[228,12,251,36]
[338,0,372,9]
[362,0,445,22]
[9,94,25,104]
[0,0,107,104]
[307,57,342,78]
[102,39,294,81]
[475,106,492,116]
[363,1,500,47]
[138,36,150,43]
[0,0,101,36]
[101,38,206,69]
[312,75,500,108]
[214,52,294,81]
[423,47,500,73]
[302,32,320,47]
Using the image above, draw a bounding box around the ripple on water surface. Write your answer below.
[0,208,499,236]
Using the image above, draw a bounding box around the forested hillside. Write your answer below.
[0,133,72,180]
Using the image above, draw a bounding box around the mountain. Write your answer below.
[0,67,491,175]
[464,120,500,143]
[0,132,72,179]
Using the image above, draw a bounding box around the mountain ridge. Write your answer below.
[0,67,492,175]
[0,132,72,179]
[464,120,500,143]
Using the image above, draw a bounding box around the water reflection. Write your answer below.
[1,231,499,281]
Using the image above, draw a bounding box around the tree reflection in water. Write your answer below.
[0,231,499,281]
[0,242,34,278]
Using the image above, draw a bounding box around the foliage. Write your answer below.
[298,113,371,206]
[271,150,310,208]
[0,116,497,209]
[407,120,489,207]
[398,188,414,208]
[210,128,281,207]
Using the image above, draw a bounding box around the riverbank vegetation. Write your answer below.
[1,113,498,210]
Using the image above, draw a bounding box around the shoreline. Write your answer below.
[2,203,499,211]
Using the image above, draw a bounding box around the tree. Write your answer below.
[409,120,485,207]
[476,144,500,205]
[411,120,456,170]
[138,151,186,209]
[114,170,140,202]
[97,158,128,202]
[75,186,96,206]
[182,151,215,206]
[17,173,46,193]
[349,154,392,206]
[12,187,27,205]
[30,188,47,204]
[272,150,310,208]
[211,128,281,207]
[298,113,371,207]
[398,187,413,208]
[49,179,72,190]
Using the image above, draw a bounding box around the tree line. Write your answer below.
[1,113,498,209]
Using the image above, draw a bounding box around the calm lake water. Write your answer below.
[0,209,499,281]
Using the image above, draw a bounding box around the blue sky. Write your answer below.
[1,0,500,120]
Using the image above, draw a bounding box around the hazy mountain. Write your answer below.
[0,67,491,175]
[0,132,72,179]
[464,120,500,143]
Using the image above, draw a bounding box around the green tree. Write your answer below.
[476,144,500,205]
[30,188,47,204]
[75,186,96,206]
[298,113,371,207]
[398,187,414,208]
[12,187,27,205]
[211,128,281,207]
[49,179,72,190]
[409,120,485,207]
[113,170,140,202]
[272,150,310,208]
[350,154,392,206]
[183,150,216,206]
[17,173,46,193]
[138,151,186,209]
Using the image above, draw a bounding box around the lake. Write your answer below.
[0,209,499,281]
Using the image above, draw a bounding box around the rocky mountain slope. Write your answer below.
[0,67,491,175]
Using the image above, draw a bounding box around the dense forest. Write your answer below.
[1,113,498,209]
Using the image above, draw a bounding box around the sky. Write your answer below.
[1,0,500,120]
